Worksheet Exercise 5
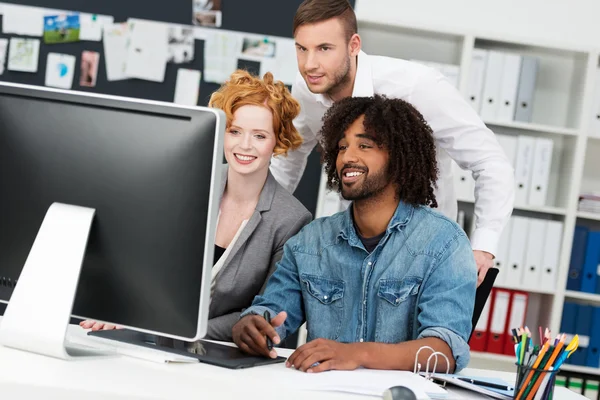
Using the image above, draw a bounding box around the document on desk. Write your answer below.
[252,367,450,399]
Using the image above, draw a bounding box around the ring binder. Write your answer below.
[413,346,450,388]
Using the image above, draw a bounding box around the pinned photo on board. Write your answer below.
[168,26,195,64]
[192,0,222,27]
[80,50,100,87]
[242,37,276,58]
[7,38,40,73]
[237,59,261,77]
[45,53,76,89]
[44,14,81,44]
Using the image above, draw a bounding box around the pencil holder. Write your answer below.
[513,363,559,400]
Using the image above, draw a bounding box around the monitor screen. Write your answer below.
[0,83,224,340]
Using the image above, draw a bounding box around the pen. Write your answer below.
[264,311,273,351]
[457,377,513,391]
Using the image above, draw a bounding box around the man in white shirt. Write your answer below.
[269,0,515,285]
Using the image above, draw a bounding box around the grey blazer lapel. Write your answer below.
[216,167,278,279]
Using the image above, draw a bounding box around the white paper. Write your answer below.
[203,31,241,84]
[192,0,222,27]
[0,38,8,75]
[2,4,45,36]
[174,69,201,106]
[7,38,40,73]
[45,53,76,89]
[125,19,168,82]
[103,22,130,81]
[259,38,297,85]
[79,14,114,41]
[168,25,195,64]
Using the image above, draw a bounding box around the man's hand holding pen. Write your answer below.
[232,311,287,359]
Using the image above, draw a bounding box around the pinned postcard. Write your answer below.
[44,14,80,44]
[192,0,222,27]
[125,19,168,82]
[168,26,195,64]
[174,69,201,106]
[241,37,276,58]
[103,22,130,81]
[2,4,45,36]
[80,51,100,87]
[80,14,114,41]
[8,38,40,73]
[203,31,240,84]
[45,53,76,89]
[0,39,8,75]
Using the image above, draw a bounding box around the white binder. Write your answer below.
[493,217,513,286]
[521,219,546,289]
[496,53,522,122]
[466,48,489,113]
[590,68,600,138]
[479,51,505,121]
[528,137,554,206]
[504,216,529,287]
[514,135,536,207]
[514,56,539,123]
[495,134,518,166]
[452,160,475,202]
[539,220,563,291]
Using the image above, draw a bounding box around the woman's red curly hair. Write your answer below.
[209,69,303,156]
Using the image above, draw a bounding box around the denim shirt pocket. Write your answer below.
[375,276,422,343]
[300,274,345,341]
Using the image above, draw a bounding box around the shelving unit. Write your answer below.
[346,17,600,375]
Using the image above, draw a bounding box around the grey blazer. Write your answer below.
[206,166,312,340]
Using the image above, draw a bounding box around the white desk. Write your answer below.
[0,324,586,400]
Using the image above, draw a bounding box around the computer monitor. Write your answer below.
[0,82,223,353]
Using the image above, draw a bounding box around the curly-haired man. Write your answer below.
[233,95,477,374]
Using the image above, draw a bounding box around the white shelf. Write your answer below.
[495,284,555,296]
[564,290,600,304]
[577,211,600,221]
[484,120,580,136]
[458,199,567,216]
[471,352,600,376]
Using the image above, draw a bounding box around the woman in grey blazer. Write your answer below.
[81,70,312,341]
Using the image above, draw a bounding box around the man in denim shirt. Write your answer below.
[233,95,477,373]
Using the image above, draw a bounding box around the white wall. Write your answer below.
[355,0,597,50]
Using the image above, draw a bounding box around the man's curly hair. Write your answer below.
[319,94,439,208]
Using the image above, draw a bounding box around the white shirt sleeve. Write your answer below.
[269,74,319,194]
[408,70,515,256]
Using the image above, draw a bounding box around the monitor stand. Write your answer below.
[0,202,114,359]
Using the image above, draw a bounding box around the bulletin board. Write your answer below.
[0,0,357,215]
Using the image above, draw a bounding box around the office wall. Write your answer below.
[355,0,597,49]
[0,0,355,215]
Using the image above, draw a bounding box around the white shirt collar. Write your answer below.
[312,50,374,107]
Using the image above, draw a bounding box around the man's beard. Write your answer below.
[307,55,352,96]
[339,165,389,201]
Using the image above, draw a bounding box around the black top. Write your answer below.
[214,245,226,266]
[357,230,386,253]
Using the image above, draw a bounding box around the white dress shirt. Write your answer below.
[270,50,515,256]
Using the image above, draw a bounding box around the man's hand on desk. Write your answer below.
[232,311,286,359]
[79,320,122,331]
[473,250,494,287]
[286,339,361,373]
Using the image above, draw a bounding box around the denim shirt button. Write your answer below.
[367,262,372,266]
[360,338,364,342]
[395,298,400,303]
[323,295,328,300]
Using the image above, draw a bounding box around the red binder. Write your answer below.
[486,288,511,354]
[503,290,529,355]
[469,289,493,352]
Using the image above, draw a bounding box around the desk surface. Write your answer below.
[0,323,586,400]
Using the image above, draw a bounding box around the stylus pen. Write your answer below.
[264,311,273,351]
[457,377,513,391]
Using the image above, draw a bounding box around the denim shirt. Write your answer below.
[241,201,477,372]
